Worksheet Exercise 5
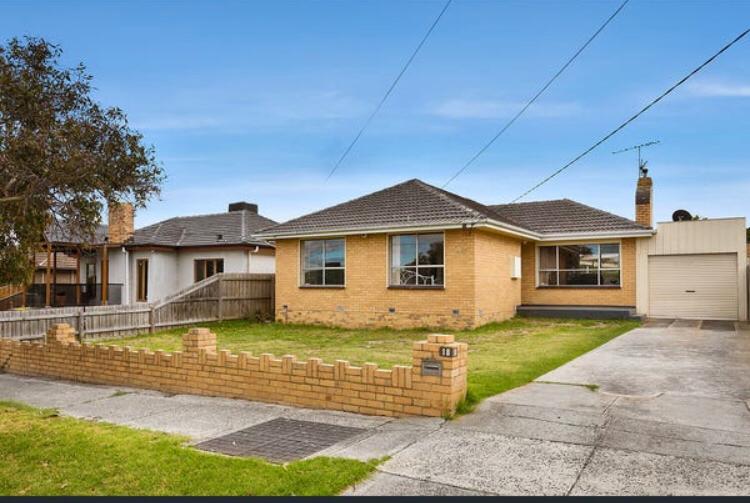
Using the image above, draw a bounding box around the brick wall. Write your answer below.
[274,229,523,329]
[0,324,468,418]
[520,238,637,307]
[473,230,522,325]
[108,202,135,244]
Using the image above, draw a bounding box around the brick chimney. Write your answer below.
[635,174,653,228]
[108,202,134,243]
[228,202,258,213]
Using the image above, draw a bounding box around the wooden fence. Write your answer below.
[0,273,274,341]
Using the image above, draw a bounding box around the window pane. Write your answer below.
[391,267,417,285]
[195,261,205,282]
[539,270,558,286]
[206,260,215,277]
[303,269,323,285]
[303,240,324,269]
[324,269,344,286]
[600,244,620,269]
[216,259,224,273]
[560,270,598,285]
[539,247,557,269]
[391,235,417,267]
[417,234,444,265]
[600,270,620,286]
[324,239,345,267]
[559,245,598,270]
[417,267,444,286]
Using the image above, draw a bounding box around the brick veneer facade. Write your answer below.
[0,324,468,417]
[521,238,637,307]
[274,229,522,330]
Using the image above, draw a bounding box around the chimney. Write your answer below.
[228,202,258,213]
[108,202,134,243]
[635,173,653,228]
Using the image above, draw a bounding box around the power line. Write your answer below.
[441,0,629,188]
[512,26,750,203]
[325,0,452,181]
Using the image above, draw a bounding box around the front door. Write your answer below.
[136,259,149,302]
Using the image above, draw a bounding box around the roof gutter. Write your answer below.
[255,220,654,242]
[535,228,655,241]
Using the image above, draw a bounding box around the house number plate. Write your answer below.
[439,346,458,358]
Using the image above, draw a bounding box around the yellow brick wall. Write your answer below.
[0,324,468,418]
[520,238,637,306]
[275,230,475,329]
[473,230,522,325]
[274,229,523,329]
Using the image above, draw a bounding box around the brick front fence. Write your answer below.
[0,324,468,417]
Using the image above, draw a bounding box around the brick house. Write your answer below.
[257,174,747,328]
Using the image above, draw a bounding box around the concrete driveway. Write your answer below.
[349,322,750,496]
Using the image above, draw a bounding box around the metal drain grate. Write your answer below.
[195,418,366,462]
[700,320,735,332]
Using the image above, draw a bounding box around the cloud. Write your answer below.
[132,90,368,132]
[686,80,750,97]
[429,98,582,120]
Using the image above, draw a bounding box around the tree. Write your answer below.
[0,37,164,285]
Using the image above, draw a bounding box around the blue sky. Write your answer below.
[3,0,749,227]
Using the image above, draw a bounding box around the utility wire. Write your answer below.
[441,0,629,188]
[512,26,750,203]
[325,0,452,181]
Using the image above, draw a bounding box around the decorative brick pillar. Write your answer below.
[44,323,77,345]
[412,334,468,416]
[182,328,217,353]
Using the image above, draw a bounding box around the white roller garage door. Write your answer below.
[648,253,738,320]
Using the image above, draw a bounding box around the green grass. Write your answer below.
[104,317,639,411]
[0,401,378,496]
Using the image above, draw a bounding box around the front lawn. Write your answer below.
[104,317,639,409]
[0,401,377,496]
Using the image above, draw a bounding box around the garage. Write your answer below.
[648,253,738,320]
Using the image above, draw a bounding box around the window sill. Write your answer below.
[388,285,445,290]
[536,285,621,289]
[299,285,345,289]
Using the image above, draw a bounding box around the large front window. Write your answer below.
[390,233,444,287]
[538,243,620,287]
[301,239,345,286]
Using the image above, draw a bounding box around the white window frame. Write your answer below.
[388,232,446,288]
[299,238,346,287]
[536,241,621,288]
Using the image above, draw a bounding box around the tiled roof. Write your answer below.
[257,179,526,237]
[259,179,648,238]
[131,210,277,248]
[45,224,108,245]
[490,199,650,234]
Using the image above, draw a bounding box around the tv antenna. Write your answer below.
[613,140,660,177]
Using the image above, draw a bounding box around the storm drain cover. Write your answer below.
[700,320,735,331]
[195,418,366,462]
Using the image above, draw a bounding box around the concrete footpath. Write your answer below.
[1,322,749,495]
[0,372,443,461]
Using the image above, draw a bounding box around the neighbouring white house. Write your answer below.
[6,202,276,309]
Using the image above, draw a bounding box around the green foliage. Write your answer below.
[105,317,639,410]
[0,37,164,285]
[0,401,378,496]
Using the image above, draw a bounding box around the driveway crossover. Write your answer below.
[348,322,750,496]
